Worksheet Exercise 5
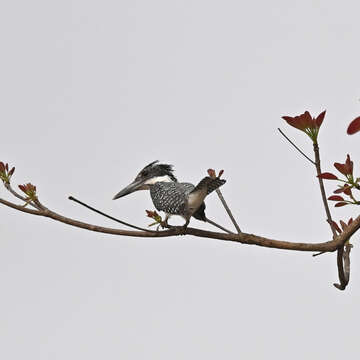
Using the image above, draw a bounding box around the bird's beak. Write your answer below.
[112,179,146,200]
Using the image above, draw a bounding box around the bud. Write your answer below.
[207,169,216,178]
[18,183,37,200]
[145,209,162,226]
[0,162,15,184]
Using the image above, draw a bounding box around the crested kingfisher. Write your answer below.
[112,161,228,232]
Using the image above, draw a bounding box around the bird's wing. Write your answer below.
[180,182,195,193]
[150,182,189,215]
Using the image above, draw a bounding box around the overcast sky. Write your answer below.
[1,1,360,359]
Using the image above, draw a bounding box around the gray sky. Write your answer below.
[1,1,360,359]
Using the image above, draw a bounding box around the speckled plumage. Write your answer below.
[150,182,195,216]
[149,177,226,220]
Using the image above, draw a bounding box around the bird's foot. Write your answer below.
[180,224,188,235]
[169,225,187,235]
[160,219,169,229]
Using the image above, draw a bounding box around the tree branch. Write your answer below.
[205,216,234,234]
[1,196,359,253]
[68,196,157,233]
[313,143,337,238]
[333,243,352,290]
[214,188,242,233]
[334,247,347,290]
[207,169,242,233]
[4,183,42,210]
[344,243,352,283]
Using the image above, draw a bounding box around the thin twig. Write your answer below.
[278,128,315,165]
[207,169,242,233]
[68,196,157,233]
[205,216,234,234]
[215,188,242,233]
[313,143,337,238]
[312,251,328,257]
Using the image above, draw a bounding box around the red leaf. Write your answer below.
[8,167,15,176]
[146,210,154,218]
[347,116,360,135]
[345,154,353,175]
[303,111,313,125]
[335,202,348,207]
[218,169,224,178]
[328,195,344,201]
[317,172,338,180]
[334,155,353,176]
[282,111,313,131]
[334,163,347,176]
[348,218,353,226]
[315,110,326,128]
[0,162,5,172]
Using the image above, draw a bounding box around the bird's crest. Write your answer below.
[138,160,177,182]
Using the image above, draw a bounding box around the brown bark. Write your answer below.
[1,197,358,253]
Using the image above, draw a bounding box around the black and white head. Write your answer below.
[113,160,177,200]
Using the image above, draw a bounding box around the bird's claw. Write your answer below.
[160,220,169,229]
[175,225,188,235]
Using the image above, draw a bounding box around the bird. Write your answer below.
[112,160,230,232]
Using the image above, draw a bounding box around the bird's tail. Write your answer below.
[191,177,226,196]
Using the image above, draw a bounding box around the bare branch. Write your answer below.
[2,196,360,253]
[207,169,242,233]
[0,198,43,216]
[0,197,176,237]
[214,188,242,233]
[344,243,352,281]
[278,128,315,165]
[334,247,347,290]
[68,196,157,233]
[333,243,352,290]
[205,216,234,234]
[312,251,327,257]
[313,143,337,238]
